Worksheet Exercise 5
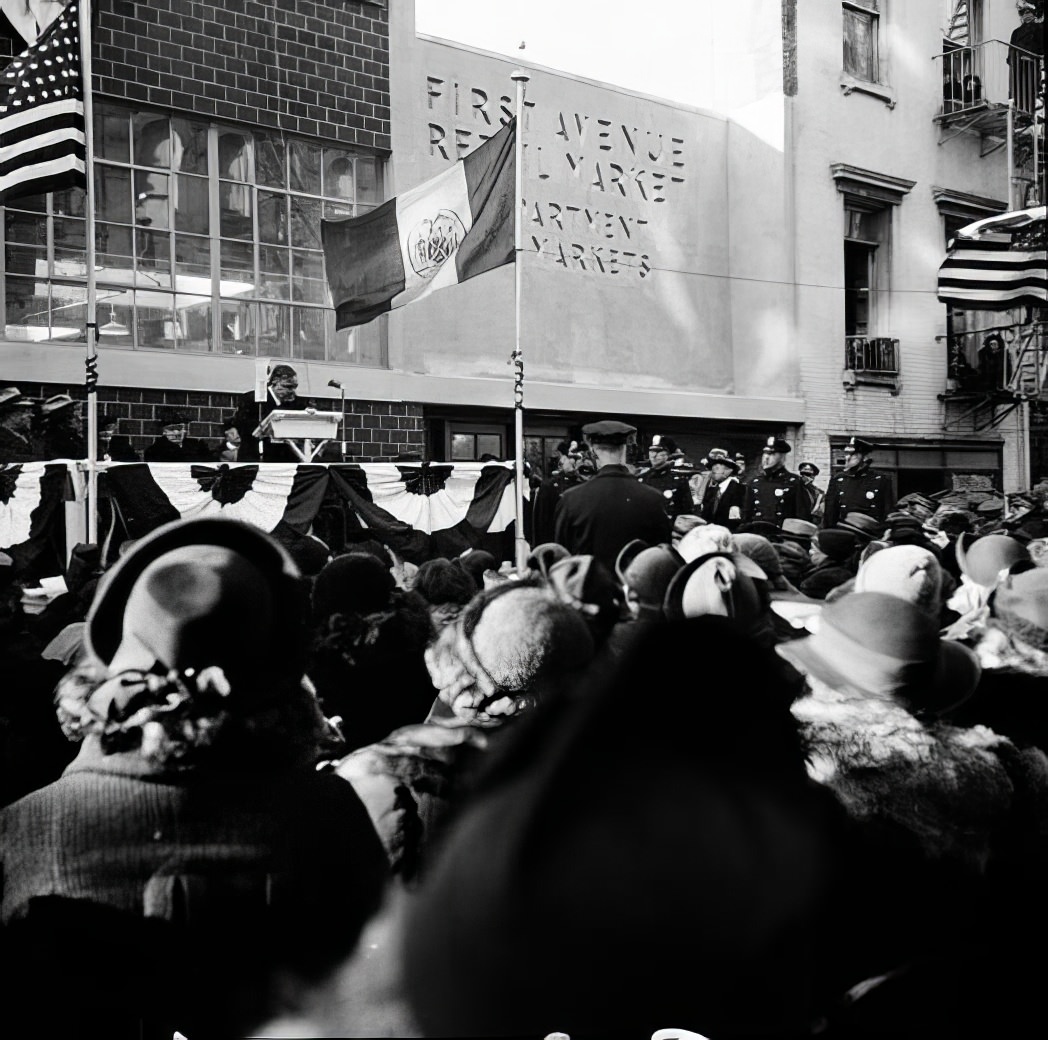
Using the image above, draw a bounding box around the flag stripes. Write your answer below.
[0,1,85,204]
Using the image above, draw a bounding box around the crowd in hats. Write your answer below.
[2,414,1048,1037]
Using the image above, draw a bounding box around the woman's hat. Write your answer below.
[776,592,980,716]
[663,551,767,622]
[835,512,885,542]
[780,518,818,545]
[990,563,1048,652]
[85,517,308,686]
[815,528,858,562]
[526,541,570,581]
[312,551,395,620]
[707,451,739,472]
[853,545,942,618]
[615,540,683,620]
[955,532,1029,588]
[547,555,624,628]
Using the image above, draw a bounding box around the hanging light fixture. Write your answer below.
[98,306,129,337]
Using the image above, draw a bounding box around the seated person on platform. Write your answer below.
[98,414,139,462]
[213,416,241,463]
[0,387,39,463]
[143,411,211,463]
[38,395,86,460]
[234,364,308,464]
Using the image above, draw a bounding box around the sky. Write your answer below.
[413,0,706,107]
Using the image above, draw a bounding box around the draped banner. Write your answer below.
[0,461,70,575]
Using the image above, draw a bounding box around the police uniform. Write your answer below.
[797,462,825,522]
[821,437,894,529]
[554,420,671,572]
[637,434,695,520]
[531,463,583,546]
[742,436,812,528]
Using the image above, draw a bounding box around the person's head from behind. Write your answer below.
[853,544,943,619]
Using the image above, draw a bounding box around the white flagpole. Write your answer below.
[511,70,529,574]
[80,0,99,543]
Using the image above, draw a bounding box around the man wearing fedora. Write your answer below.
[797,462,825,522]
[37,394,85,460]
[554,420,670,572]
[144,411,211,463]
[699,449,746,531]
[636,433,694,520]
[742,436,811,529]
[822,436,894,529]
[0,388,40,463]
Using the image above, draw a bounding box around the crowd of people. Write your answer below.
[1,414,1047,1039]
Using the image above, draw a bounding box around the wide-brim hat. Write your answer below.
[955,532,1030,588]
[0,387,33,409]
[707,454,740,473]
[836,512,885,542]
[85,517,308,684]
[663,551,767,622]
[526,542,571,581]
[40,393,77,416]
[780,518,818,545]
[776,592,980,716]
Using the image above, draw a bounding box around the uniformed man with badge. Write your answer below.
[554,420,670,572]
[742,436,811,528]
[822,436,894,529]
[531,439,585,547]
[797,461,825,522]
[636,434,694,520]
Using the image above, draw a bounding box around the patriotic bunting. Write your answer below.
[0,461,69,575]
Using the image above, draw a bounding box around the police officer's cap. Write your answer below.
[582,420,636,446]
[647,433,678,454]
[762,436,792,454]
[844,436,875,455]
[798,462,820,477]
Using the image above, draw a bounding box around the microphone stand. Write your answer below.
[340,385,346,461]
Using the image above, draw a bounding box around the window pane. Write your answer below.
[137,296,175,349]
[133,115,173,167]
[49,284,87,341]
[289,140,322,194]
[292,306,325,360]
[843,8,876,81]
[292,250,326,303]
[136,228,171,279]
[96,166,132,224]
[175,295,212,350]
[96,223,134,273]
[327,310,386,366]
[220,239,254,284]
[323,201,354,220]
[477,435,502,459]
[3,193,45,213]
[255,133,285,188]
[174,174,209,234]
[259,246,290,298]
[323,150,354,199]
[53,218,86,272]
[4,210,46,248]
[171,118,208,174]
[451,434,475,461]
[5,241,45,278]
[219,183,253,239]
[258,302,291,356]
[95,104,130,163]
[97,298,134,345]
[4,276,49,339]
[174,235,210,281]
[258,192,287,245]
[134,170,170,229]
[355,158,382,207]
[289,197,322,249]
[218,130,253,182]
[53,189,86,218]
[221,300,256,354]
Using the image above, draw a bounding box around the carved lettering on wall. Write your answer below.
[424,73,686,279]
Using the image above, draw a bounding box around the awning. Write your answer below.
[937,205,1046,311]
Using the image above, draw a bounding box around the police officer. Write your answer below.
[531,439,585,547]
[554,420,670,572]
[797,461,825,522]
[822,436,894,529]
[742,435,811,528]
[636,434,694,520]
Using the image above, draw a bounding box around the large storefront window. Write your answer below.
[2,103,387,366]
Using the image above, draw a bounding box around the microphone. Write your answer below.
[328,379,342,389]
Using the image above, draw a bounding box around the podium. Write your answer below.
[256,409,342,463]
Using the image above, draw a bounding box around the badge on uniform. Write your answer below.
[866,491,875,499]
[664,490,673,498]
[775,489,784,497]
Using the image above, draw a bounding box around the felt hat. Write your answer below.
[526,541,571,581]
[780,518,818,545]
[1013,519,1048,544]
[678,523,735,563]
[0,387,33,409]
[955,532,1029,588]
[853,545,942,618]
[762,436,791,454]
[312,551,396,620]
[663,551,767,622]
[896,493,938,523]
[836,512,885,542]
[615,540,683,620]
[733,533,790,592]
[991,564,1048,652]
[798,462,820,477]
[85,517,308,686]
[547,555,624,626]
[40,394,77,416]
[155,409,189,429]
[706,450,739,473]
[647,434,678,454]
[776,592,980,716]
[581,419,636,446]
[456,549,499,588]
[815,529,858,562]
[843,436,875,455]
[737,520,783,542]
[413,557,477,607]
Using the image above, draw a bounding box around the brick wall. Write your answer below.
[0,2,391,152]
[6,382,425,462]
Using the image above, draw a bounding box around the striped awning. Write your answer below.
[937,205,1046,311]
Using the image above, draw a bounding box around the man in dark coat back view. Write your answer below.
[530,439,584,548]
[554,420,670,573]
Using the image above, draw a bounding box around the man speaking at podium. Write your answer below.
[234,363,309,463]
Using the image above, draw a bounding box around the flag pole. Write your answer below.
[510,70,529,574]
[80,0,99,544]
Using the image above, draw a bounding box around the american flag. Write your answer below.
[0,0,85,204]
[937,205,1047,312]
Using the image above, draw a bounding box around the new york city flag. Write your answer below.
[322,118,515,329]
